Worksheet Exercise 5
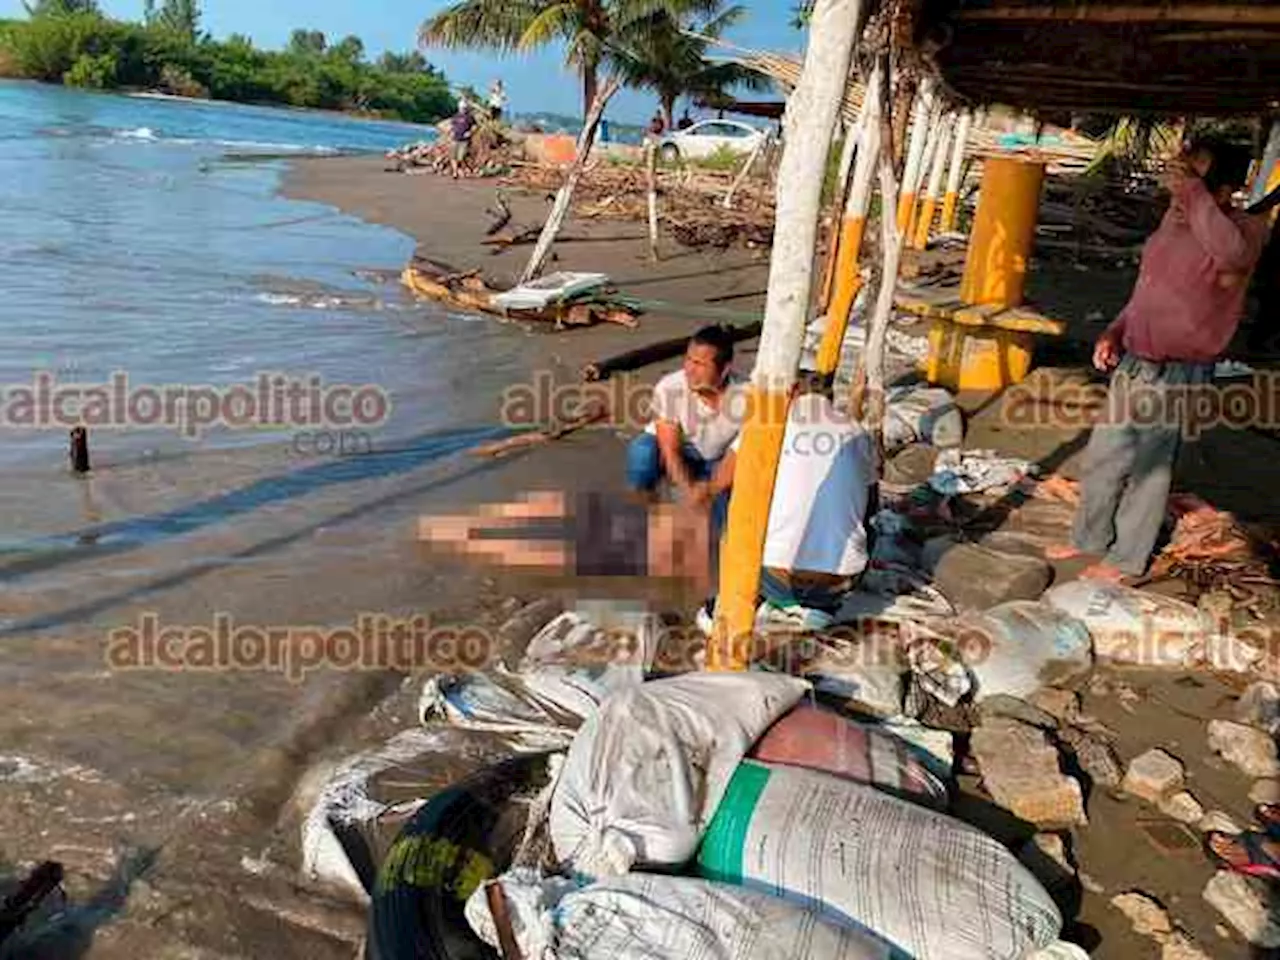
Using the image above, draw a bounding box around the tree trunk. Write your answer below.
[581,59,599,123]
[646,141,661,260]
[521,77,622,285]
[662,96,675,133]
[709,0,863,670]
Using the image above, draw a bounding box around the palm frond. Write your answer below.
[420,0,543,52]
[519,2,579,50]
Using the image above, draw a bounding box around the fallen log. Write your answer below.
[581,320,763,382]
[470,400,609,458]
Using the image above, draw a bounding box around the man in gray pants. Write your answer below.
[1050,137,1268,579]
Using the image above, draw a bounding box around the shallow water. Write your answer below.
[0,81,529,546]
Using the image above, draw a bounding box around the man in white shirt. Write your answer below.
[626,327,744,531]
[697,377,877,630]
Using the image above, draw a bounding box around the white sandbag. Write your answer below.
[885,384,964,453]
[466,871,897,960]
[925,601,1094,701]
[550,672,809,877]
[1044,580,1216,667]
[697,761,1062,960]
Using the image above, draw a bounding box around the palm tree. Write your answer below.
[606,5,767,131]
[420,0,733,120]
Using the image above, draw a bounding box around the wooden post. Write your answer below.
[815,63,884,376]
[895,79,934,235]
[709,0,863,672]
[723,133,768,211]
[69,427,90,474]
[817,121,864,308]
[913,113,955,249]
[646,141,660,260]
[939,111,973,233]
[520,77,622,285]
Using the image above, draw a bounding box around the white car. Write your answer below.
[658,120,767,162]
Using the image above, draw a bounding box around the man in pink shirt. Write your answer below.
[1051,137,1269,579]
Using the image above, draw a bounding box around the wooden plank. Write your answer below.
[952,5,1280,25]
[952,304,1068,335]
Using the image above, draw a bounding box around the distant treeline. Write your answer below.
[0,8,457,124]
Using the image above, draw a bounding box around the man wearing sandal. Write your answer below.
[1048,136,1269,581]
[1206,803,1280,880]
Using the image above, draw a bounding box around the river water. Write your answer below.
[0,81,530,550]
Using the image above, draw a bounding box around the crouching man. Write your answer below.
[696,376,878,633]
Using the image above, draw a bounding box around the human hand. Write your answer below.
[1093,330,1122,372]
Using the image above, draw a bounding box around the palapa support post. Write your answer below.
[960,156,1046,308]
[913,113,955,249]
[709,0,862,672]
[904,105,944,240]
[894,80,934,235]
[816,64,884,377]
[645,141,660,261]
[939,111,973,232]
[817,120,864,311]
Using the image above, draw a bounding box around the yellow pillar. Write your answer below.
[707,388,791,671]
[896,192,916,235]
[939,112,973,234]
[913,197,938,250]
[939,192,960,234]
[960,157,1045,308]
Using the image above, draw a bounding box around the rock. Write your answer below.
[1121,749,1186,804]
[1078,871,1105,895]
[1236,681,1280,735]
[1029,688,1080,724]
[1158,791,1205,825]
[1204,870,1280,947]
[921,537,1053,612]
[1110,891,1173,938]
[970,718,1088,828]
[1059,726,1124,788]
[884,443,938,487]
[1250,779,1280,805]
[1208,719,1280,778]
[1199,809,1242,835]
[978,694,1058,730]
[1161,933,1213,960]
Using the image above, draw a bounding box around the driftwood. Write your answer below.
[470,401,609,458]
[402,259,639,330]
[485,192,513,236]
[581,321,764,382]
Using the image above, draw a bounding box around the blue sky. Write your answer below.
[0,0,801,121]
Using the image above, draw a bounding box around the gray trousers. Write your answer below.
[1071,353,1214,576]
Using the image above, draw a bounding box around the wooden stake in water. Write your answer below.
[69,427,91,474]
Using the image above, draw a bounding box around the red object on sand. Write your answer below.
[749,704,947,807]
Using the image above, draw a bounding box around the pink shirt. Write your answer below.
[1110,178,1269,362]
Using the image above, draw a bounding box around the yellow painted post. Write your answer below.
[913,114,954,250]
[895,83,934,235]
[709,0,862,672]
[960,156,1045,308]
[939,111,973,233]
[815,65,883,376]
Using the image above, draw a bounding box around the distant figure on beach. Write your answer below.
[626,326,743,534]
[487,79,507,122]
[599,118,611,144]
[647,112,665,141]
[449,103,476,179]
[1048,135,1268,581]
[694,376,878,634]
[677,111,694,130]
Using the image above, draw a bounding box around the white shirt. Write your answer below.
[645,370,745,461]
[733,393,876,576]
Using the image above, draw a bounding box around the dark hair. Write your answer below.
[689,325,735,370]
[1191,135,1253,193]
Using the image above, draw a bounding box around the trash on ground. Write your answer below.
[884,384,964,454]
[952,601,1094,701]
[697,759,1064,960]
[1044,581,1217,667]
[930,449,1038,496]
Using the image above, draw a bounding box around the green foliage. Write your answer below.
[24,0,99,17]
[63,48,114,86]
[0,10,457,123]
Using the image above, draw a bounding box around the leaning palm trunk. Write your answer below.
[521,76,622,284]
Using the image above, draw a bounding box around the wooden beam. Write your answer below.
[952,4,1280,25]
[1152,28,1280,41]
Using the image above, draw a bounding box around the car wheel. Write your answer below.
[659,144,681,164]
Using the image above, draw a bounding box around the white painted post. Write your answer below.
[895,78,935,232]
[940,110,973,232]
[912,112,955,248]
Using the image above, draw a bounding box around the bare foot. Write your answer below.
[1045,544,1084,561]
[1080,563,1125,582]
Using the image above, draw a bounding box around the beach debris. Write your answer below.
[929,449,1037,496]
[1249,779,1280,805]
[1121,749,1186,804]
[1198,809,1242,835]
[470,399,609,459]
[494,598,565,668]
[1044,582,1213,667]
[1110,891,1173,938]
[1207,719,1280,778]
[68,427,90,474]
[1197,632,1265,674]
[970,718,1088,828]
[1235,681,1280,734]
[946,602,1093,702]
[1157,791,1205,825]
[883,384,964,454]
[1203,870,1280,947]
[921,537,1052,612]
[1059,726,1124,789]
